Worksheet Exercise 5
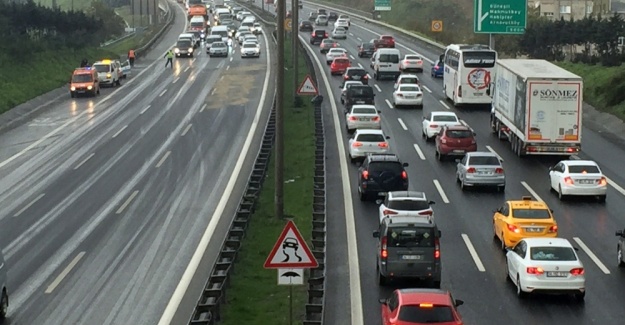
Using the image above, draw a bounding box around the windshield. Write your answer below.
[387,227,435,248]
[512,209,551,219]
[72,74,92,83]
[348,69,366,76]
[432,115,458,122]
[379,54,399,63]
[405,55,421,60]
[468,156,499,165]
[334,59,349,64]
[568,165,600,173]
[207,37,220,43]
[352,107,376,114]
[243,43,257,48]
[400,77,419,84]
[177,41,192,48]
[530,246,577,261]
[93,64,110,73]
[212,31,228,37]
[446,130,473,138]
[212,42,226,48]
[349,87,374,97]
[463,51,496,68]
[399,86,420,92]
[398,305,454,323]
[355,134,384,142]
[190,22,203,28]
[388,200,430,211]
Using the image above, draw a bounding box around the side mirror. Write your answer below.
[437,230,442,237]
[548,166,553,171]
[378,110,382,113]
[385,136,390,139]
[454,299,464,307]
[505,247,512,253]
[455,159,461,163]
[378,298,387,304]
[616,230,624,237]
[373,231,380,238]
[550,209,554,213]
[344,109,349,114]
[373,93,376,97]
[402,162,409,167]
[573,247,579,251]
[428,200,435,205]
[375,199,383,205]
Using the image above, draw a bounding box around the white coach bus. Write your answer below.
[441,44,497,106]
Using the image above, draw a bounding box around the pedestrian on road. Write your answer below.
[164,49,174,68]
[227,38,233,53]
[128,49,136,67]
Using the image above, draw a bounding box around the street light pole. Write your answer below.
[292,0,299,91]
[275,0,285,220]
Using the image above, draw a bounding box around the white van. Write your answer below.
[211,25,230,43]
[371,48,401,80]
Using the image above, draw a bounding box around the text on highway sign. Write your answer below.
[374,0,391,11]
[474,0,526,34]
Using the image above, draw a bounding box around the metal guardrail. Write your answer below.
[100,31,137,48]
[135,0,176,58]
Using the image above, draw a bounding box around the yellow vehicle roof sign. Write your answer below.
[100,59,112,63]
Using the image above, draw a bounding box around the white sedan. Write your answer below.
[399,54,424,72]
[332,27,347,39]
[240,41,260,58]
[422,111,462,140]
[506,238,585,301]
[393,74,420,90]
[549,160,607,201]
[325,48,347,65]
[348,129,390,163]
[340,80,363,104]
[392,84,423,108]
[334,18,349,29]
[345,105,381,132]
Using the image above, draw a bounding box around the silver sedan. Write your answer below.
[456,151,505,191]
[344,105,381,132]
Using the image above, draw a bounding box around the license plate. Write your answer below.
[402,255,422,260]
[353,75,361,79]
[578,179,594,184]
[452,150,465,153]
[378,192,388,196]
[525,227,542,233]
[359,118,370,121]
[476,171,493,175]
[405,96,415,99]
[356,101,365,104]
[546,271,568,277]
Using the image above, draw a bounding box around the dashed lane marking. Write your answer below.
[374,84,382,92]
[413,144,426,160]
[44,251,86,294]
[461,234,486,272]
[439,100,450,110]
[521,181,544,202]
[385,99,393,109]
[116,190,139,214]
[573,237,611,274]
[397,118,408,131]
[422,85,432,93]
[112,125,128,138]
[155,151,171,168]
[14,193,46,217]
[433,179,450,203]
[73,153,95,170]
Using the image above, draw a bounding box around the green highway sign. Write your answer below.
[374,0,391,11]
[474,0,526,34]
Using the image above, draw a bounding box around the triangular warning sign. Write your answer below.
[296,75,319,96]
[264,220,319,269]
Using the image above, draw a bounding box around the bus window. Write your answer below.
[463,52,496,68]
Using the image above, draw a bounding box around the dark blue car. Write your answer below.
[431,59,444,78]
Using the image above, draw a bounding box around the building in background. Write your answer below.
[528,0,595,20]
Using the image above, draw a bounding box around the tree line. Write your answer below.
[0,0,125,58]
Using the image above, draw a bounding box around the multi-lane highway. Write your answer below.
[276,2,625,324]
[0,3,274,324]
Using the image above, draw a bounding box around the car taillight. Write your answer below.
[381,236,388,260]
[401,171,407,179]
[311,32,314,37]
[417,60,422,64]
[333,44,337,47]
[372,116,380,121]
[434,238,440,259]
[404,60,409,65]
[363,74,369,79]
[349,116,358,121]
[548,225,558,233]
[343,75,349,80]
[599,177,607,185]
[362,170,369,179]
[429,124,438,128]
[434,65,439,69]
[397,93,403,97]
[507,224,520,233]
[324,32,328,37]
[495,168,504,174]
[440,138,447,144]
[564,176,574,185]
[382,209,397,215]
[418,210,432,216]
[570,268,584,276]
[566,147,576,153]
[352,141,363,147]
[526,267,544,275]
[466,167,476,173]
[378,142,388,148]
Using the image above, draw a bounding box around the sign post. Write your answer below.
[374,0,391,11]
[473,0,526,49]
[265,220,318,325]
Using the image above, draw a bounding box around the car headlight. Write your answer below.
[87,85,93,90]
[70,86,76,91]
[106,73,111,78]
[189,48,193,52]
[174,48,180,53]
[201,33,205,38]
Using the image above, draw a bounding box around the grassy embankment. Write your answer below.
[0,5,163,114]
[220,39,315,324]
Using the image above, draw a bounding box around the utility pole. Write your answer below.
[131,0,135,29]
[292,0,299,91]
[275,0,285,220]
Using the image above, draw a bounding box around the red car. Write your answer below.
[380,289,464,325]
[378,35,396,48]
[330,57,351,75]
[435,125,477,160]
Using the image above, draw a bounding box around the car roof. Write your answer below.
[351,104,376,109]
[444,125,471,131]
[389,191,426,200]
[242,41,257,45]
[399,74,419,79]
[508,197,549,210]
[383,215,434,226]
[397,289,452,305]
[561,160,599,166]
[522,237,572,247]
[329,48,346,51]
[179,33,194,37]
[466,151,496,158]
[367,153,400,162]
[431,111,458,117]
[405,54,422,58]
[355,129,384,135]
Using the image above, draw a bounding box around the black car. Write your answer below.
[358,154,409,201]
[357,42,376,58]
[299,20,313,32]
[617,229,625,266]
[309,29,328,45]
[343,67,369,85]
[328,12,338,21]
[344,85,375,109]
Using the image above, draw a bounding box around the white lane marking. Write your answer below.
[192,58,196,63]
[422,85,432,93]
[44,251,86,294]
[158,28,273,325]
[397,118,408,131]
[155,150,171,168]
[439,100,450,110]
[159,89,168,97]
[298,34,364,325]
[486,145,504,162]
[433,179,450,203]
[115,190,139,214]
[200,103,207,112]
[520,181,544,202]
[357,37,362,41]
[229,57,233,62]
[358,63,363,69]
[140,105,151,115]
[210,88,216,96]
[73,153,95,170]
[173,76,180,84]
[413,144,426,160]
[606,177,625,196]
[349,32,354,36]
[573,237,611,274]
[112,125,128,138]
[366,73,371,79]
[374,84,382,92]
[181,124,192,136]
[349,54,355,60]
[184,66,190,73]
[385,99,393,109]
[220,75,224,81]
[14,193,46,217]
[461,234,486,272]
[227,65,230,70]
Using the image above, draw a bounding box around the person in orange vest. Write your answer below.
[128,49,136,67]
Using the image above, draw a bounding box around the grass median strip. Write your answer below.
[220,39,315,324]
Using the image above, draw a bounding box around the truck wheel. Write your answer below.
[0,289,7,319]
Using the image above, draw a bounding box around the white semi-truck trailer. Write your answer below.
[490,59,583,156]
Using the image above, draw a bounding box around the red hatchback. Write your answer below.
[379,35,396,48]
[330,57,351,75]
[380,289,464,325]
[435,125,477,160]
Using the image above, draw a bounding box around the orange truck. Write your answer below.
[188,5,207,20]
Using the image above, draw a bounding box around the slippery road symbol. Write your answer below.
[281,237,303,263]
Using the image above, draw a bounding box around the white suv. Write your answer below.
[378,191,435,223]
[92,60,121,87]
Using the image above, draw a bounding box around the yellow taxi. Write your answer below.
[493,196,558,250]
